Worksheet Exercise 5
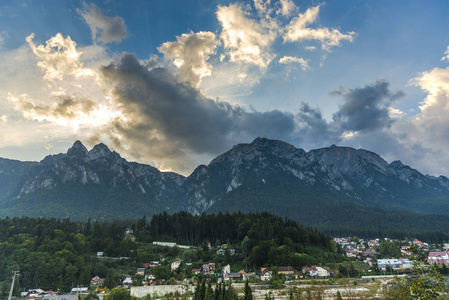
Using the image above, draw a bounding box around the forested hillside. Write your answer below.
[0,212,344,293]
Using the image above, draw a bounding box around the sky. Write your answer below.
[1,0,449,176]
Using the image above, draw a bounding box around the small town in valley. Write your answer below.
[10,232,449,300]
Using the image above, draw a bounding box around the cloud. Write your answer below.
[158,31,219,88]
[99,53,298,173]
[287,81,408,154]
[254,0,273,15]
[8,93,115,131]
[279,55,310,70]
[295,103,338,147]
[26,33,95,81]
[400,56,449,174]
[332,80,404,133]
[79,3,128,44]
[276,0,297,17]
[441,46,449,62]
[217,3,277,69]
[283,5,355,51]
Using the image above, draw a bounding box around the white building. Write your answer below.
[171,260,181,271]
[377,258,414,270]
[307,267,329,278]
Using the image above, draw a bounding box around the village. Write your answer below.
[19,234,449,300]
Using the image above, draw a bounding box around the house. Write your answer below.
[70,288,89,295]
[26,289,57,299]
[401,246,413,256]
[148,261,160,268]
[202,263,215,274]
[171,260,181,271]
[260,268,272,281]
[315,267,329,277]
[136,268,145,275]
[303,267,329,278]
[224,273,242,281]
[90,276,105,288]
[345,250,358,258]
[278,266,295,277]
[428,251,449,265]
[377,258,414,270]
[413,239,423,246]
[240,270,253,281]
[191,268,201,275]
[122,275,132,286]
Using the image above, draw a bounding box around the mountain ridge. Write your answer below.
[1,138,449,234]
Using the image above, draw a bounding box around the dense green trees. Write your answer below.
[378,240,401,258]
[146,211,342,267]
[0,217,134,292]
[0,212,344,293]
[104,287,132,300]
[193,280,238,300]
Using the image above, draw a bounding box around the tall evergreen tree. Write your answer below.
[243,280,253,300]
[204,282,214,300]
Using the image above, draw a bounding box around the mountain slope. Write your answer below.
[0,141,185,219]
[1,138,449,232]
[181,138,449,217]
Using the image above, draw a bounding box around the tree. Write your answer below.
[378,240,400,258]
[0,281,10,300]
[104,271,119,290]
[151,265,170,280]
[83,292,99,300]
[105,288,131,300]
[204,282,214,300]
[243,280,253,300]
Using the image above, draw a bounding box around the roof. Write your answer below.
[429,251,448,257]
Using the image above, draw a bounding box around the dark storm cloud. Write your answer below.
[294,103,339,147]
[332,80,404,132]
[100,53,297,165]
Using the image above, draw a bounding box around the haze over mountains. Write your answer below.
[1,138,449,234]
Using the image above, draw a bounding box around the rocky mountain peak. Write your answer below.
[67,141,88,157]
[310,145,389,175]
[389,160,406,169]
[88,143,113,160]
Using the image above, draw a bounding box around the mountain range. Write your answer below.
[1,138,449,234]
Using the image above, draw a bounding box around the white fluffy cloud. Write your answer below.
[279,55,309,70]
[7,33,114,134]
[79,3,128,44]
[8,93,115,131]
[158,31,219,88]
[26,33,95,81]
[276,0,297,17]
[217,3,277,69]
[283,5,355,51]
